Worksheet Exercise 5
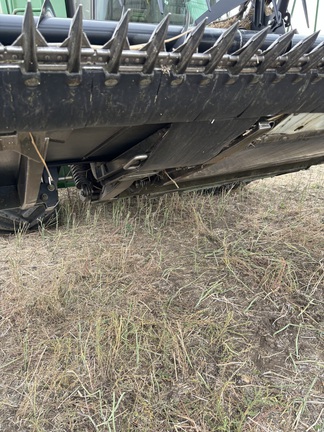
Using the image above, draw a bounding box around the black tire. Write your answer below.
[0,205,58,233]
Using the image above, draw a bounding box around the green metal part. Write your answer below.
[0,0,67,16]
[57,166,75,189]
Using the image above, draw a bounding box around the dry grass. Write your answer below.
[0,166,323,432]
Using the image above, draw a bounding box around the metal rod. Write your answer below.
[290,0,297,17]
[314,0,320,32]
[65,0,76,18]
[301,0,309,28]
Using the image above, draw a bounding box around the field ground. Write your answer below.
[0,166,323,432]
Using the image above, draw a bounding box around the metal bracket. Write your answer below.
[163,121,273,185]
[123,155,148,170]
[0,132,48,162]
[0,132,50,209]
[91,127,169,184]
[195,0,247,25]
[206,121,273,165]
[37,168,59,211]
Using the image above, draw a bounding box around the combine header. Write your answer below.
[0,0,323,231]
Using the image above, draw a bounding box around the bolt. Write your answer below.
[105,78,119,87]
[140,78,152,87]
[200,78,211,86]
[24,77,40,87]
[67,77,81,87]
[170,77,184,86]
[40,193,48,202]
[225,76,239,85]
[47,184,56,192]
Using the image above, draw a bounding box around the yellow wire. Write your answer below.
[29,132,53,185]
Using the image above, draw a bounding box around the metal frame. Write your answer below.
[0,0,323,214]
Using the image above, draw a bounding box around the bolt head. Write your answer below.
[170,77,184,87]
[40,193,49,202]
[105,78,119,87]
[24,77,40,87]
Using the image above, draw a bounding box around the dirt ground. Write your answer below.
[0,166,323,431]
